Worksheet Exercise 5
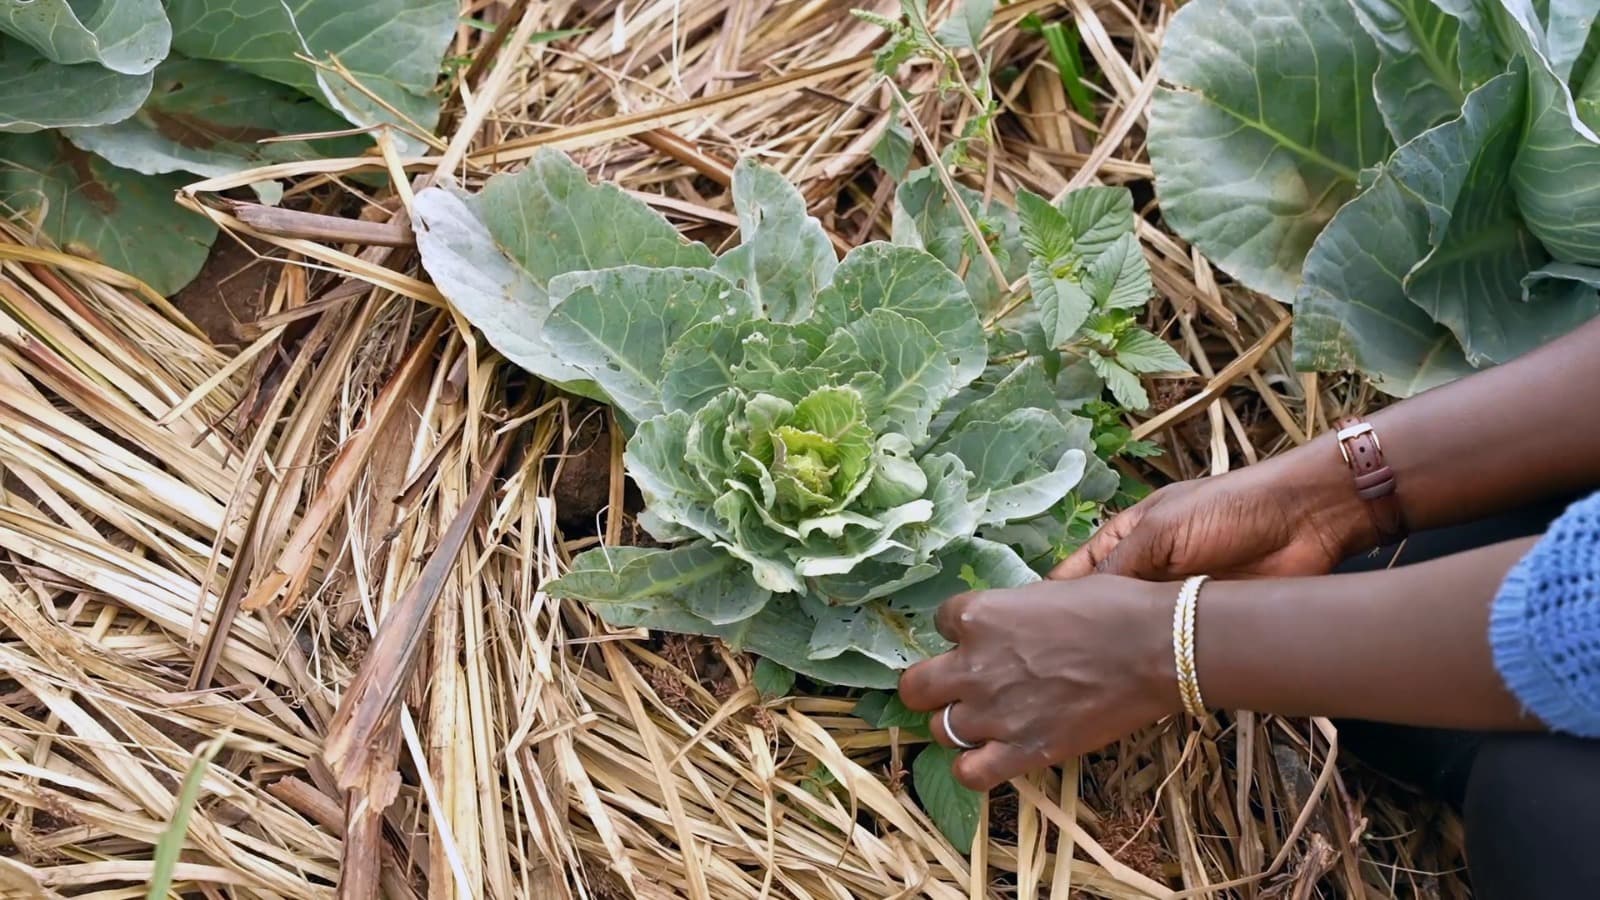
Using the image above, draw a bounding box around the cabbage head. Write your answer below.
[413,151,1116,687]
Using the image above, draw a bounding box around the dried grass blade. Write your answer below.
[473,54,873,161]
[323,437,511,791]
[244,318,445,613]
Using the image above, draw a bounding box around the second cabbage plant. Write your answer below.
[1150,0,1600,395]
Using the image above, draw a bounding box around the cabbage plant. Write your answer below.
[0,0,455,294]
[1149,0,1600,396]
[413,152,1139,688]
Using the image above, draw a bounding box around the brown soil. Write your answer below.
[169,236,279,346]
[1099,808,1169,883]
[551,409,614,533]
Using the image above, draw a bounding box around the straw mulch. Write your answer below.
[0,1,1472,897]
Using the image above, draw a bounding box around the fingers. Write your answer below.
[1095,526,1156,578]
[903,590,989,713]
[927,701,995,750]
[897,651,971,712]
[1049,532,1104,580]
[934,590,977,642]
[952,741,1049,792]
[1050,507,1142,580]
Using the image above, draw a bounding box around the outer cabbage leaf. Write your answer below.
[1399,69,1600,364]
[1348,0,1480,144]
[0,132,214,295]
[1499,0,1600,263]
[979,416,1119,571]
[412,149,715,400]
[932,407,1087,525]
[811,559,943,606]
[0,39,152,132]
[890,167,1026,312]
[62,56,363,200]
[886,537,1041,611]
[546,542,770,626]
[800,537,1039,682]
[1543,0,1600,81]
[929,358,1111,499]
[1579,46,1600,129]
[1523,260,1600,299]
[714,157,837,322]
[1149,0,1393,302]
[936,356,1054,438]
[0,0,168,74]
[1292,147,1475,396]
[553,551,897,687]
[165,0,456,145]
[805,598,944,670]
[813,242,988,386]
[544,267,758,424]
[1297,66,1599,383]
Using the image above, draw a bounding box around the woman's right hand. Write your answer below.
[1052,444,1373,581]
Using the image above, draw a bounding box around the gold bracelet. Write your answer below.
[1171,575,1209,717]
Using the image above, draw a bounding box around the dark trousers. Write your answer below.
[1334,495,1600,899]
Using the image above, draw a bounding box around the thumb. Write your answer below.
[1049,507,1142,580]
[1095,525,1162,578]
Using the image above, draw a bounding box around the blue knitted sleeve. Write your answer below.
[1489,489,1600,737]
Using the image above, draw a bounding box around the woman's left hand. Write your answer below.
[898,575,1181,792]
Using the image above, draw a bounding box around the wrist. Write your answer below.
[1188,577,1293,715]
[1264,435,1379,556]
[1135,579,1186,717]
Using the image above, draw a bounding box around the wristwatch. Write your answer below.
[1334,416,1407,545]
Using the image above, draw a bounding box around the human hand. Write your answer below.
[897,576,1178,792]
[1051,447,1369,581]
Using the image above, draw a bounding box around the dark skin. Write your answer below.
[900,317,1600,793]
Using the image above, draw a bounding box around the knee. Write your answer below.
[1463,733,1600,900]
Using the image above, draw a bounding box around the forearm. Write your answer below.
[1274,318,1600,550]
[1193,538,1542,731]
